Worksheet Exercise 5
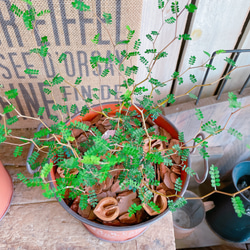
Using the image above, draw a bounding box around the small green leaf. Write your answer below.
[158,0,165,9]
[174,177,183,192]
[231,196,246,218]
[93,93,99,100]
[140,56,149,65]
[3,104,15,114]
[70,104,77,114]
[167,94,175,104]
[203,51,211,57]
[209,164,220,188]
[103,12,112,24]
[109,89,117,96]
[189,74,197,83]
[91,33,99,45]
[177,77,183,85]
[225,57,236,67]
[178,34,192,40]
[171,1,179,14]
[74,77,82,85]
[128,203,142,217]
[227,127,242,140]
[185,3,197,13]
[206,64,216,70]
[41,36,48,43]
[10,4,23,17]
[165,17,176,24]
[24,69,39,75]
[228,92,241,109]
[189,56,196,65]
[101,69,110,77]
[146,34,153,41]
[71,0,90,11]
[58,53,67,63]
[171,71,179,78]
[79,194,88,210]
[37,10,51,17]
[14,146,23,157]
[37,107,45,116]
[216,49,226,54]
[145,49,157,54]
[6,116,18,125]
[189,93,198,100]
[22,0,32,5]
[195,108,204,120]
[134,39,141,50]
[168,197,187,212]
[40,162,53,178]
[155,89,161,95]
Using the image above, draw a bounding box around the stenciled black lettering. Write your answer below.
[116,49,123,62]
[19,83,40,117]
[77,51,89,77]
[63,86,72,101]
[81,85,91,99]
[59,0,76,46]
[0,54,12,79]
[47,0,61,46]
[21,52,37,79]
[105,50,114,76]
[116,0,124,43]
[91,51,101,76]
[43,53,55,78]
[26,5,48,46]
[38,82,54,118]
[74,88,79,101]
[78,9,93,45]
[101,85,110,100]
[96,0,110,45]
[34,19,47,46]
[0,0,23,47]
[64,51,75,77]
[8,52,25,79]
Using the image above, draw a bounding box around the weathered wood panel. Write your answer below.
[223,19,250,94]
[173,0,250,104]
[137,0,189,102]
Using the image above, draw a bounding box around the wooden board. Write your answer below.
[173,0,250,104]
[0,162,176,249]
[223,18,250,93]
[137,0,189,102]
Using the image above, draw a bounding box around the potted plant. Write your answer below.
[0,160,13,221]
[0,0,249,242]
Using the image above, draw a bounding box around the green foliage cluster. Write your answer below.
[0,0,248,222]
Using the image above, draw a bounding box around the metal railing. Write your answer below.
[195,49,250,105]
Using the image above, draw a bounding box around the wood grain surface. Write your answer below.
[0,148,176,250]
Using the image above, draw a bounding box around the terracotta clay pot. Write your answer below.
[0,160,13,221]
[48,102,190,242]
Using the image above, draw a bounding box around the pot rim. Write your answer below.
[48,101,190,231]
[232,160,250,202]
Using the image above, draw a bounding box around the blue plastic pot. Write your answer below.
[206,161,250,242]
